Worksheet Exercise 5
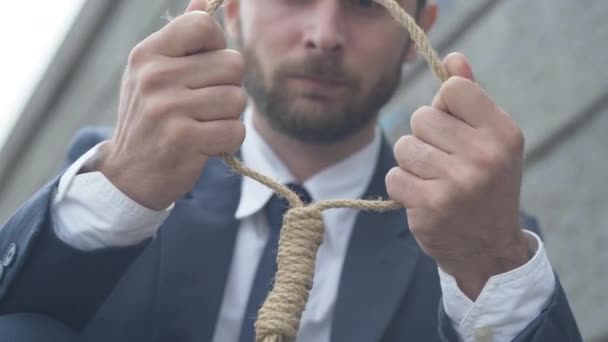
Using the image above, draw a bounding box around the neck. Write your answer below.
[252,111,377,183]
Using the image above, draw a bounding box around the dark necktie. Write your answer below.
[239,184,312,342]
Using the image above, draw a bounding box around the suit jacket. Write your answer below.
[0,127,581,341]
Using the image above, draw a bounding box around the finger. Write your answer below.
[196,119,247,155]
[432,74,504,129]
[443,52,475,82]
[186,0,209,12]
[393,135,450,180]
[385,167,430,208]
[175,49,244,89]
[432,53,509,129]
[432,52,477,123]
[186,85,247,121]
[410,106,476,154]
[147,11,226,57]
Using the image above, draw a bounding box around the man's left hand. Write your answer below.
[386,52,530,300]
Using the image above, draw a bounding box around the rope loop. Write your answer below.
[202,0,447,340]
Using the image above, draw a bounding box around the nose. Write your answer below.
[303,0,346,53]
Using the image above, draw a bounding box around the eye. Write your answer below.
[350,0,384,13]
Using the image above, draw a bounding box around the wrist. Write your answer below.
[438,229,530,300]
[94,143,173,211]
[79,140,111,174]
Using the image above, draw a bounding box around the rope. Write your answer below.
[204,0,448,340]
[374,0,449,83]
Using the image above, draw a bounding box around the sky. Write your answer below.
[0,1,87,149]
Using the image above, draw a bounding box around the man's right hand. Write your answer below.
[96,0,246,210]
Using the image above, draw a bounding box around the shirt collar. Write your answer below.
[235,108,382,221]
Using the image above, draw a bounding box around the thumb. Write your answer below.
[442,52,475,81]
[186,0,209,13]
[432,52,475,111]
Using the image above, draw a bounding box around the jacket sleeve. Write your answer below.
[437,214,582,341]
[0,127,149,331]
[438,280,581,342]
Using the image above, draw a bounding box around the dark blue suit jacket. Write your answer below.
[0,127,581,341]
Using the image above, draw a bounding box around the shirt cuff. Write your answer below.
[438,230,556,342]
[52,142,173,250]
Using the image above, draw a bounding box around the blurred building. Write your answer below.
[0,0,606,340]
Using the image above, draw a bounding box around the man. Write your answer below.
[0,0,581,341]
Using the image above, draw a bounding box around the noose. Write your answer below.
[205,0,449,340]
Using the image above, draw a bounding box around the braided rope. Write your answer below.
[203,0,448,340]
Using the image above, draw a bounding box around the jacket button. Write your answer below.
[3,243,17,267]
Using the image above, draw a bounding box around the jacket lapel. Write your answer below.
[332,139,421,342]
[155,157,242,341]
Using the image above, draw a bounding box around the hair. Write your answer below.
[418,0,427,12]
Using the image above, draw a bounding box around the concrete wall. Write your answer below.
[0,0,189,218]
[0,0,606,340]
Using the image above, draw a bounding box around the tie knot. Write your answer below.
[287,183,312,205]
[265,184,311,235]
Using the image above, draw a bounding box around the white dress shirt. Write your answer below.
[51,110,555,342]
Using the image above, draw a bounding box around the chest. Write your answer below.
[87,158,442,341]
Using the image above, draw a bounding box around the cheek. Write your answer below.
[356,19,408,62]
[348,27,406,88]
[240,8,302,78]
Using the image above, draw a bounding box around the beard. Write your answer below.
[241,42,406,144]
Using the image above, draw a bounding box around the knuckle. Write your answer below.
[231,87,248,113]
[128,41,150,68]
[224,50,245,78]
[410,106,436,135]
[385,168,401,197]
[231,122,247,149]
[439,76,473,104]
[475,146,502,169]
[506,124,525,153]
[212,86,247,119]
[187,11,216,38]
[137,66,161,94]
[137,64,173,95]
[444,76,472,93]
[393,135,413,158]
[208,121,246,155]
[469,139,502,169]
[145,96,176,120]
[409,106,427,131]
[453,168,483,195]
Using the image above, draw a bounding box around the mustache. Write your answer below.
[275,55,355,83]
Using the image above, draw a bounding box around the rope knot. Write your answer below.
[282,206,324,238]
[255,205,324,342]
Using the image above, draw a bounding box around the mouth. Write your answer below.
[287,75,349,90]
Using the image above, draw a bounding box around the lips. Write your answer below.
[287,75,349,91]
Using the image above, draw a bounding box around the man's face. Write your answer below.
[230,0,420,143]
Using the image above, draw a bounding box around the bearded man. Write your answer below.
[0,0,580,341]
